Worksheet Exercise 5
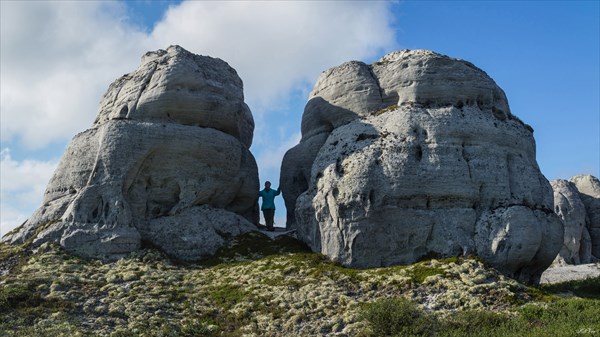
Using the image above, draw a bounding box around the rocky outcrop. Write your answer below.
[281,50,563,283]
[2,46,259,261]
[550,179,592,265]
[550,174,600,265]
[570,175,600,257]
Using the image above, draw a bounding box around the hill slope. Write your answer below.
[1,233,599,336]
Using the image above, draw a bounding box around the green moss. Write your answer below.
[2,222,25,238]
[208,284,249,309]
[0,242,22,260]
[522,276,600,304]
[21,220,60,246]
[199,232,311,266]
[0,242,29,276]
[0,319,86,337]
[372,104,398,116]
[0,283,39,310]
[523,285,558,303]
[406,262,446,284]
[541,276,600,299]
[3,238,598,336]
[110,320,217,337]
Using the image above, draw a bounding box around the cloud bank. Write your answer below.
[0,0,397,234]
[1,1,396,148]
[151,1,396,108]
[0,1,148,149]
[0,149,58,236]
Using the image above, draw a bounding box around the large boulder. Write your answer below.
[570,174,600,258]
[281,50,563,283]
[549,179,592,265]
[2,46,260,261]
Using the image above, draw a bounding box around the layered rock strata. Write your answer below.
[550,175,600,265]
[2,46,259,261]
[570,175,600,257]
[281,50,563,283]
[550,179,592,265]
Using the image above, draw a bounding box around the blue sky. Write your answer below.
[1,1,598,235]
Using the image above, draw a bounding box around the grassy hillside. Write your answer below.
[1,232,599,337]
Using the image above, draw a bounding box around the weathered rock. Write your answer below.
[570,174,600,258]
[143,205,256,261]
[2,46,260,260]
[280,132,329,231]
[550,179,593,265]
[94,45,254,148]
[282,50,563,283]
[540,263,600,284]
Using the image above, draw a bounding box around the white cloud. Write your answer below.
[0,149,58,236]
[255,132,302,175]
[0,1,397,233]
[1,0,397,149]
[0,1,150,149]
[149,1,397,110]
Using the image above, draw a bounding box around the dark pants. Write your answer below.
[263,209,275,230]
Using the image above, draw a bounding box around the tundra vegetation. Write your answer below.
[1,232,598,337]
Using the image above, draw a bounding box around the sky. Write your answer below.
[1,1,598,236]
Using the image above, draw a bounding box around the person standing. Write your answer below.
[258,181,281,231]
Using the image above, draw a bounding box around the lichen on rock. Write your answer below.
[0,241,550,336]
[281,49,563,283]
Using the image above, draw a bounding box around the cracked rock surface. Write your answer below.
[570,175,600,258]
[550,175,600,266]
[2,46,259,261]
[550,178,595,265]
[281,50,563,283]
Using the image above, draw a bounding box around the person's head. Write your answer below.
[265,181,271,189]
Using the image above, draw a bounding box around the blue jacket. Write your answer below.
[259,187,281,210]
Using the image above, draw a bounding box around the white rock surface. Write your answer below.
[144,205,256,261]
[280,132,329,230]
[540,263,600,284]
[2,46,259,260]
[95,45,254,148]
[550,179,594,265]
[282,50,563,283]
[570,174,600,258]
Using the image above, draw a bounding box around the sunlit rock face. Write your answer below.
[281,50,563,283]
[550,179,594,266]
[2,46,259,261]
[570,175,600,257]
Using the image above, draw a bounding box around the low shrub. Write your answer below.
[361,297,437,336]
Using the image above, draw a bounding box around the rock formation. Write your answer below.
[570,175,600,257]
[550,179,593,265]
[550,174,600,265]
[281,50,563,283]
[2,46,260,261]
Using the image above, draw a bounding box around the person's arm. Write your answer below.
[275,187,281,196]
